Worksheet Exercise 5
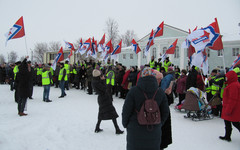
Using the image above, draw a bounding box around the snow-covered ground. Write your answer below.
[0,84,239,150]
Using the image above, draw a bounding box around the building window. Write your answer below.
[142,51,146,59]
[163,47,167,54]
[50,54,56,60]
[152,48,156,58]
[63,53,68,59]
[130,54,133,59]
[174,46,179,58]
[123,54,126,59]
[218,49,223,56]
[207,49,210,57]
[233,48,239,56]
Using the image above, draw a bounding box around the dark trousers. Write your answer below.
[59,80,66,96]
[29,82,33,98]
[10,80,14,91]
[18,97,27,113]
[15,88,19,103]
[95,118,120,131]
[177,93,186,106]
[55,76,59,88]
[87,81,92,94]
[43,85,50,100]
[223,120,240,138]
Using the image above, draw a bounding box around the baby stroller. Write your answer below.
[181,87,213,121]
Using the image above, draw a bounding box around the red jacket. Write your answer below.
[221,71,240,122]
[121,70,130,90]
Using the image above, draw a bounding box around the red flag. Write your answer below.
[57,47,64,62]
[105,40,113,54]
[153,21,164,38]
[166,39,178,54]
[6,16,25,42]
[98,34,105,45]
[208,18,223,50]
[112,40,122,55]
[131,39,141,54]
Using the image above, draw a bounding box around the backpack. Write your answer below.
[136,88,161,130]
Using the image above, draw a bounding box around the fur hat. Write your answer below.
[92,69,101,77]
[141,67,155,77]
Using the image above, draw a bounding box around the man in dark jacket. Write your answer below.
[15,56,31,116]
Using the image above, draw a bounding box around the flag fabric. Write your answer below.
[112,40,122,55]
[160,53,168,63]
[153,21,164,38]
[181,28,196,60]
[89,37,97,58]
[145,29,154,56]
[186,18,223,51]
[5,16,25,45]
[64,41,75,50]
[76,38,83,53]
[191,49,209,75]
[131,39,141,54]
[98,34,105,52]
[51,47,64,70]
[105,40,113,55]
[66,49,73,61]
[208,18,223,50]
[166,39,178,54]
[80,38,92,55]
[229,54,240,70]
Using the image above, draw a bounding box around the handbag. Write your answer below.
[210,95,222,106]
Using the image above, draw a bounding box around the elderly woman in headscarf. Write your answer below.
[122,67,169,150]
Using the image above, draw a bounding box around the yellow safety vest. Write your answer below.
[42,71,50,85]
[13,66,19,80]
[106,71,115,86]
[64,64,70,75]
[58,68,68,81]
[164,61,171,72]
[149,61,155,69]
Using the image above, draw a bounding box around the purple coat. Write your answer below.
[176,75,187,94]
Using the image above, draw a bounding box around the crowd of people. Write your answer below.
[0,55,240,150]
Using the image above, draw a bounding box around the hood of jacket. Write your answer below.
[137,76,159,93]
[225,70,238,85]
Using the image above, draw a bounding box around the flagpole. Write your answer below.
[221,49,226,74]
[24,36,29,55]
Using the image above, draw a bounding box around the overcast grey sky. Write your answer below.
[0,0,240,60]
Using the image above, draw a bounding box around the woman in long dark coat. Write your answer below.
[15,56,31,116]
[122,67,169,150]
[91,69,124,134]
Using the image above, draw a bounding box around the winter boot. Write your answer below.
[112,118,124,134]
[219,127,232,142]
[95,120,103,133]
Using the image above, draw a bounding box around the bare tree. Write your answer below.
[0,54,5,64]
[9,51,18,63]
[33,42,48,63]
[121,30,138,47]
[49,41,61,52]
[104,18,120,47]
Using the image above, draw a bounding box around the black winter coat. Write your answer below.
[15,59,31,98]
[92,77,119,120]
[122,76,170,150]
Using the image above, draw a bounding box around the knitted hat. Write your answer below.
[92,69,101,77]
[141,67,155,77]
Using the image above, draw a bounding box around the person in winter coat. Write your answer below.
[121,69,131,99]
[91,69,124,134]
[79,65,87,90]
[86,64,93,95]
[128,66,138,88]
[219,71,240,142]
[15,56,31,116]
[42,65,52,102]
[176,69,188,106]
[160,67,174,150]
[122,67,169,150]
[186,66,198,90]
